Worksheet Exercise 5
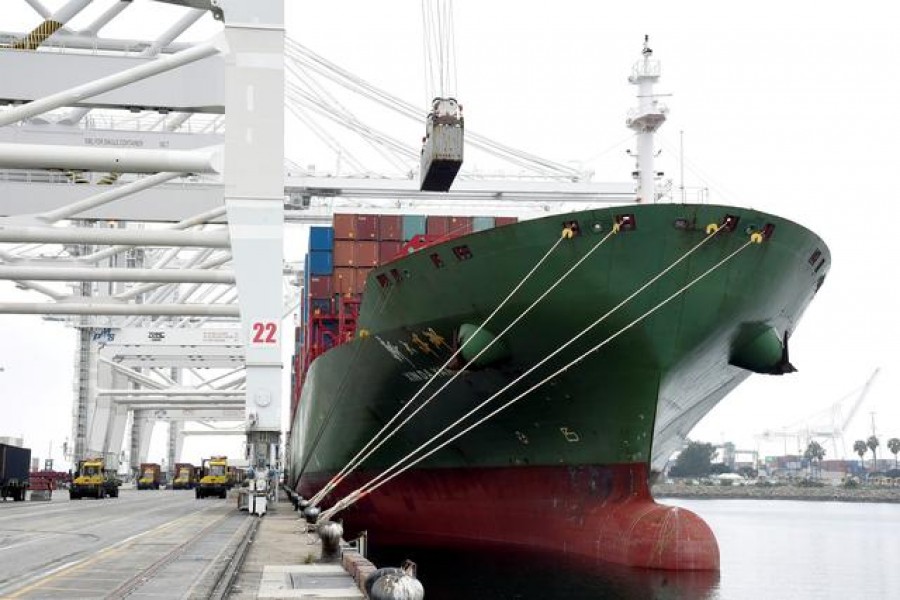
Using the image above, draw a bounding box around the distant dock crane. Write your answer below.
[756,368,880,459]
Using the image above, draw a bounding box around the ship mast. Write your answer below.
[627,35,667,203]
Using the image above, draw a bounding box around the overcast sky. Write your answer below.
[1,1,898,468]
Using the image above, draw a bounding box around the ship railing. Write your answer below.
[626,100,668,120]
[657,185,710,205]
[0,168,219,186]
[0,168,70,184]
[630,58,662,80]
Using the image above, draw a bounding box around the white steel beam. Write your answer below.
[145,8,207,58]
[23,0,52,19]
[133,407,243,413]
[285,176,633,202]
[194,367,244,388]
[182,430,245,436]
[111,358,244,370]
[149,368,178,387]
[0,247,67,299]
[164,113,193,132]
[0,38,221,127]
[38,172,185,223]
[182,287,237,329]
[0,178,224,223]
[0,302,239,316]
[94,326,242,346]
[0,177,630,224]
[81,208,226,264]
[98,388,244,396]
[112,397,243,405]
[0,265,235,283]
[14,0,92,50]
[168,419,184,469]
[130,410,155,470]
[0,143,221,174]
[153,409,244,420]
[0,122,222,150]
[59,7,206,127]
[0,227,229,247]
[116,252,231,300]
[222,3,284,455]
[218,375,246,390]
[81,1,133,37]
[0,30,192,53]
[99,357,167,390]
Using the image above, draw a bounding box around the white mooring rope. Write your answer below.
[296,283,398,480]
[308,231,576,506]
[318,231,755,522]
[310,226,622,506]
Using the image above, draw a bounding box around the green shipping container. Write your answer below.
[473,216,495,232]
[402,215,427,241]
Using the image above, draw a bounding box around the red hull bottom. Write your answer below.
[299,463,719,571]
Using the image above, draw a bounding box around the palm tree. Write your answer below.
[853,440,868,470]
[804,440,826,479]
[867,435,880,471]
[887,437,900,469]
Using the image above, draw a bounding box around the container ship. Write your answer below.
[286,42,830,571]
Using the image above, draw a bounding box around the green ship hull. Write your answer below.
[288,203,828,570]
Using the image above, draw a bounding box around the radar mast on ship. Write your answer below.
[626,35,668,203]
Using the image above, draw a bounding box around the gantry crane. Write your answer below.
[756,368,880,459]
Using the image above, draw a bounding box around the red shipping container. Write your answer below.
[333,240,356,267]
[378,215,402,241]
[355,267,372,293]
[307,275,332,298]
[355,241,379,267]
[378,241,403,263]
[426,215,450,236]
[333,267,357,295]
[448,216,473,237]
[333,214,356,239]
[495,216,519,227]
[355,214,379,240]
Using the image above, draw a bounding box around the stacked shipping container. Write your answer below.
[290,213,519,420]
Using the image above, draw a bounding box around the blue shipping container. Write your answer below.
[402,215,427,241]
[308,250,333,275]
[309,226,334,251]
[303,255,310,290]
[473,216,495,232]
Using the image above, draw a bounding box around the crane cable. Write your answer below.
[307,228,578,507]
[309,224,620,506]
[319,227,757,522]
[284,40,580,178]
[422,0,457,101]
[285,59,417,170]
[308,224,622,506]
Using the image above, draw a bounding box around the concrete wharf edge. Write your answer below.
[228,498,370,599]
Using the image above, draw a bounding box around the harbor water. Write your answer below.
[367,499,900,599]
